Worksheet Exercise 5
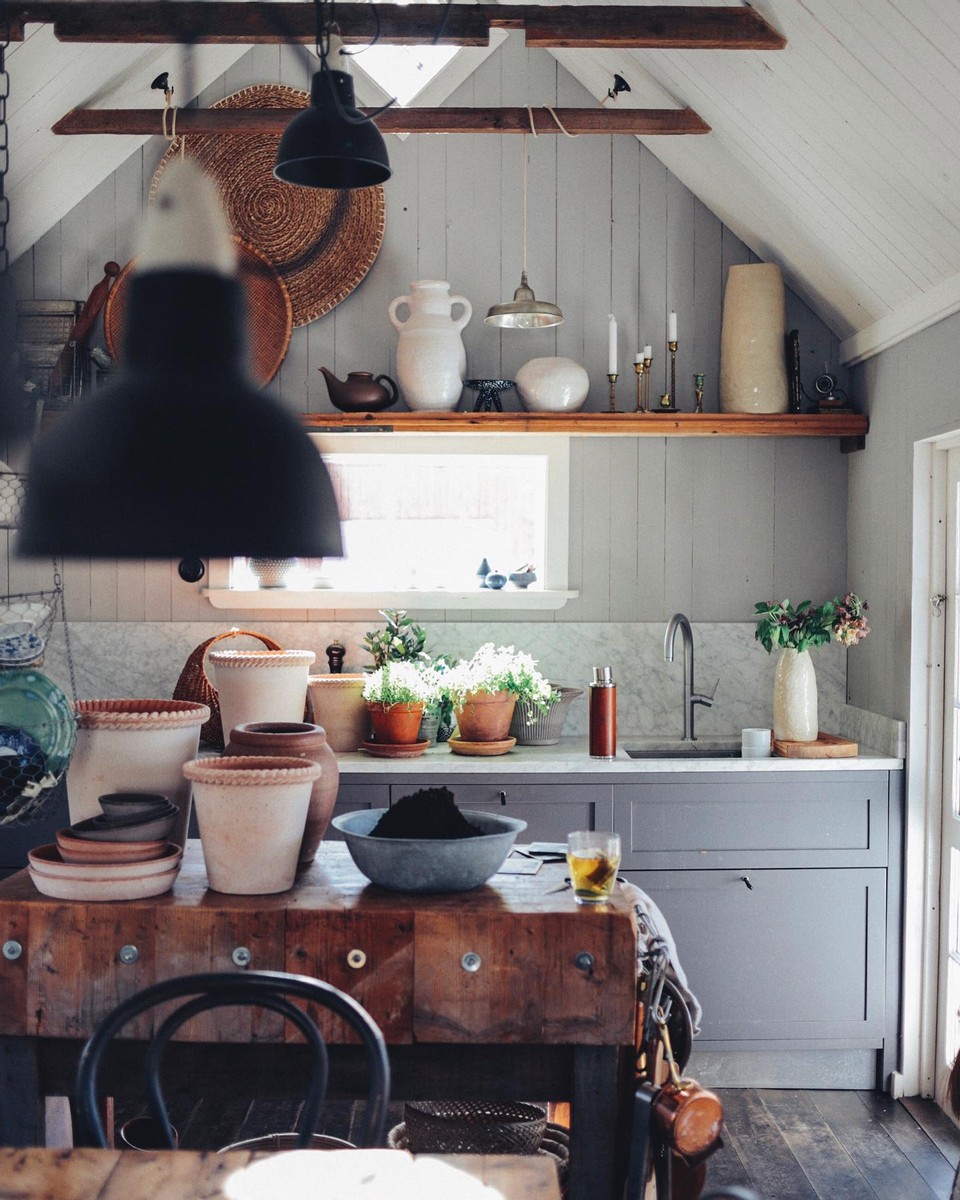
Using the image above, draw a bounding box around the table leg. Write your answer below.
[568,1045,624,1200]
[0,1036,43,1146]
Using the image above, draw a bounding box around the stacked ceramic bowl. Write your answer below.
[28,792,183,900]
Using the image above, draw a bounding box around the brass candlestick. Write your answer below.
[668,339,678,410]
[607,372,618,413]
[694,372,704,414]
[643,355,652,413]
[634,362,645,413]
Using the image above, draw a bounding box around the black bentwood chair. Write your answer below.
[73,970,390,1150]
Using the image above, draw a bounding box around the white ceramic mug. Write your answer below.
[741,727,772,758]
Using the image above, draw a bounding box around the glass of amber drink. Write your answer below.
[566,831,621,905]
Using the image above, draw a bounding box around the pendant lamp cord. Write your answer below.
[521,130,528,280]
[0,13,9,276]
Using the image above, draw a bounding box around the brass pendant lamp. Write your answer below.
[485,133,563,330]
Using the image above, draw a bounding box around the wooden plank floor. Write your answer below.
[114,1088,960,1199]
[705,1090,960,1200]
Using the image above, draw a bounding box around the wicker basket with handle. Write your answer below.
[172,629,283,749]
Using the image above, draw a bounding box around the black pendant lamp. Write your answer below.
[274,33,391,190]
[18,161,343,560]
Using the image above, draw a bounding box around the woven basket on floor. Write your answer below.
[401,1101,547,1154]
[172,628,283,749]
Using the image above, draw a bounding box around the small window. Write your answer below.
[207,435,573,610]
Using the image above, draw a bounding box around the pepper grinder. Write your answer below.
[325,639,345,674]
[589,666,617,760]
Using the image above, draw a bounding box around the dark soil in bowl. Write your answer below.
[370,787,482,839]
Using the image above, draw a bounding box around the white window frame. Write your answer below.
[203,433,577,611]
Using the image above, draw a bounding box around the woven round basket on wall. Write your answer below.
[151,84,386,328]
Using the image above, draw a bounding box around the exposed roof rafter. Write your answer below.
[52,105,712,136]
[8,2,787,50]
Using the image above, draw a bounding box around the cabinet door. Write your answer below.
[389,783,613,842]
[627,867,886,1043]
[328,784,389,840]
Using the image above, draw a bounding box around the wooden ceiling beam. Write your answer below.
[9,2,787,50]
[52,105,711,137]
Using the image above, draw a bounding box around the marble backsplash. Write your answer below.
[39,619,864,744]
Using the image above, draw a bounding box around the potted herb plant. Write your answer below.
[363,609,454,743]
[362,661,439,745]
[754,593,870,741]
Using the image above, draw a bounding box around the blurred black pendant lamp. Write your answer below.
[274,22,391,189]
[19,161,343,559]
[485,134,563,330]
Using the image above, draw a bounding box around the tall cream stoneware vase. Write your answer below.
[208,649,315,745]
[67,699,211,849]
[772,648,818,742]
[183,755,321,894]
[719,262,788,413]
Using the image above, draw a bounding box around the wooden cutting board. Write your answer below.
[773,732,858,758]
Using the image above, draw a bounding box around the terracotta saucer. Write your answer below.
[360,739,430,759]
[448,735,517,757]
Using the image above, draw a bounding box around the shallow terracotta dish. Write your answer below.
[28,863,181,902]
[447,735,516,757]
[359,739,429,759]
[55,828,169,865]
[28,842,182,879]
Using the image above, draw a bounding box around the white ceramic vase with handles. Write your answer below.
[388,280,472,411]
[208,649,316,747]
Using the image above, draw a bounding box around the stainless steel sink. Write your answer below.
[623,740,742,759]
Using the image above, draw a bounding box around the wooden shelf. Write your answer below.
[301,410,868,449]
[203,588,578,611]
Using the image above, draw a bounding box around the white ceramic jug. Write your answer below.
[388,280,472,411]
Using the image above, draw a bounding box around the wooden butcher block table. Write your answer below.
[0,842,638,1200]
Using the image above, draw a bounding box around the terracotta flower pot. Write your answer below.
[223,721,340,865]
[183,755,320,895]
[366,701,425,745]
[67,699,211,850]
[306,674,369,752]
[208,649,316,745]
[454,690,517,742]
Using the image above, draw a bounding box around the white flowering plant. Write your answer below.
[438,643,557,713]
[362,661,439,708]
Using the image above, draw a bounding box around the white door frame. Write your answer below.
[910,432,960,1098]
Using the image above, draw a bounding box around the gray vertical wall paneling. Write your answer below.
[662,439,705,615]
[772,438,849,609]
[637,146,667,395]
[692,197,722,412]
[665,171,695,409]
[416,135,448,281]
[608,439,642,622]
[636,440,668,616]
[564,435,586,622]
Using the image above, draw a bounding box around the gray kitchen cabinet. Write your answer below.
[614,769,903,1090]
[327,783,389,840]
[388,782,614,843]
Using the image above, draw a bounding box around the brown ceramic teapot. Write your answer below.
[319,367,398,412]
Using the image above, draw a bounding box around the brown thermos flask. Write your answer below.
[589,666,617,759]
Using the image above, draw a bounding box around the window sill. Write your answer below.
[201,588,579,611]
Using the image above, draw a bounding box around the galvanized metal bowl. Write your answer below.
[331,808,527,893]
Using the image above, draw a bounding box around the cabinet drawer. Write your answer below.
[627,866,886,1043]
[615,775,887,868]
[389,783,613,843]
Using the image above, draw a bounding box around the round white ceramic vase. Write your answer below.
[719,262,789,413]
[184,755,321,894]
[772,648,818,742]
[515,357,589,412]
[388,280,472,411]
[209,649,316,745]
[66,699,211,849]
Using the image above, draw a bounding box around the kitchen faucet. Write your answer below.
[663,613,715,741]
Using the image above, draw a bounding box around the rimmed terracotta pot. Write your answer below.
[67,699,211,850]
[183,755,321,895]
[366,701,425,745]
[223,721,340,865]
[208,649,316,744]
[454,690,517,742]
[306,674,369,752]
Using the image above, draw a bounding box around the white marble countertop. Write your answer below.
[336,736,902,775]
